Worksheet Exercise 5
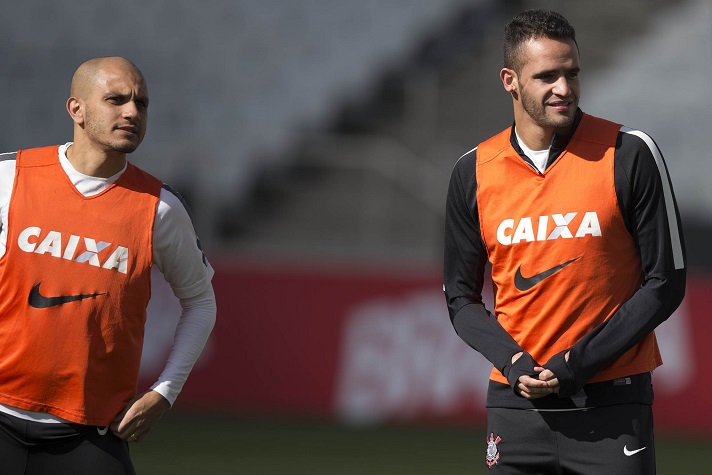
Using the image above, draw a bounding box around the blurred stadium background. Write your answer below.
[3,0,712,473]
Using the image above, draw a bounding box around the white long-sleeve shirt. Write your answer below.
[0,143,217,423]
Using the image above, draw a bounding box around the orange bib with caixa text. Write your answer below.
[0,145,162,426]
[475,114,661,386]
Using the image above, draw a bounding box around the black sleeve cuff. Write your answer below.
[544,350,577,398]
[502,352,538,393]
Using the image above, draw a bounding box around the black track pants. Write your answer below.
[484,404,655,474]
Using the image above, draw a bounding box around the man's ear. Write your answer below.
[500,68,518,95]
[66,97,84,126]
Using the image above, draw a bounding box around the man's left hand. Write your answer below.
[532,351,571,395]
[110,390,171,443]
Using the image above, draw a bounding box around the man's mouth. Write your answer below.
[116,125,138,135]
[548,100,574,110]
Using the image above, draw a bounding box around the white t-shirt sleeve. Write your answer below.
[150,285,216,404]
[0,154,17,258]
[153,187,215,298]
[150,186,217,404]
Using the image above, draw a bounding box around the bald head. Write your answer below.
[65,56,149,171]
[70,56,146,100]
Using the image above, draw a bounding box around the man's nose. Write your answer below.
[552,76,571,96]
[122,101,139,118]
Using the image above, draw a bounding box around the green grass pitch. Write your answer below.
[131,411,712,474]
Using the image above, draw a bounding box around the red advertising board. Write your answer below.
[140,258,711,433]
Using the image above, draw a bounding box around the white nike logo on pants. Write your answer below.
[623,445,647,456]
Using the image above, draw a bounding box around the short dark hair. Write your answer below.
[503,9,577,73]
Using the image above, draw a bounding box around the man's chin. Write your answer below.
[112,141,140,154]
[550,113,576,132]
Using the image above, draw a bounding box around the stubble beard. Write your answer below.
[521,91,577,132]
[84,110,142,155]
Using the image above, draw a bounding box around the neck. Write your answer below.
[513,124,553,151]
[66,141,126,178]
[512,109,575,151]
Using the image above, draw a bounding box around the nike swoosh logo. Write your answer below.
[514,257,581,291]
[28,282,106,309]
[623,445,647,456]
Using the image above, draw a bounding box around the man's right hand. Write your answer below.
[511,352,559,399]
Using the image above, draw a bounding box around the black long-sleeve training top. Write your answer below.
[443,110,686,409]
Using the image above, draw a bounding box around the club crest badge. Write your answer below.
[486,433,501,468]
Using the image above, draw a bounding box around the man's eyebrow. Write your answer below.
[103,90,129,98]
[103,91,150,104]
[531,67,580,78]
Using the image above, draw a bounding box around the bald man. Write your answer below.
[0,57,216,474]
[67,57,149,174]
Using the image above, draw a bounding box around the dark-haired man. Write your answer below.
[444,9,685,473]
